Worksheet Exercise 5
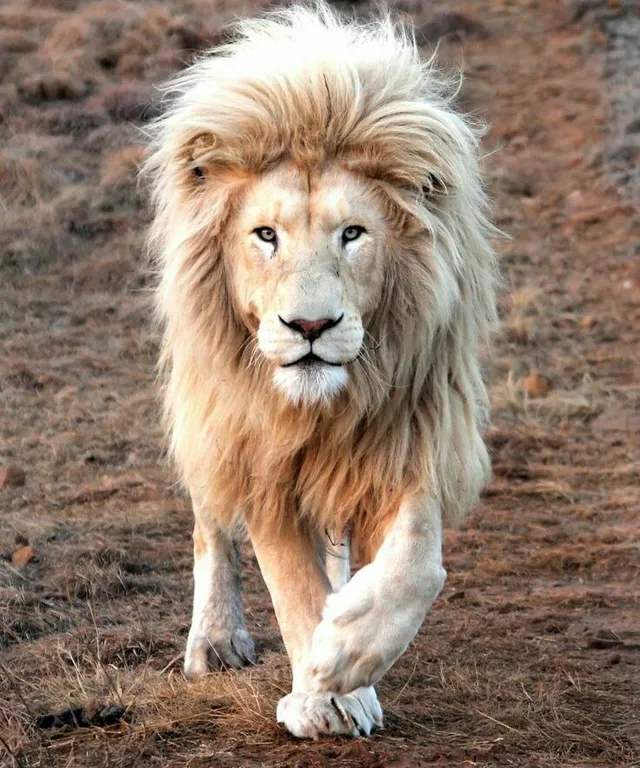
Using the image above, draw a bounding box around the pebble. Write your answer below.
[0,465,26,489]
[11,545,35,567]
[521,371,552,398]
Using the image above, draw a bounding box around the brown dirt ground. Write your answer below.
[1,0,639,766]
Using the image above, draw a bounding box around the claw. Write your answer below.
[277,689,383,739]
[184,628,256,677]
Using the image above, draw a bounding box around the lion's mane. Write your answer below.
[145,2,498,554]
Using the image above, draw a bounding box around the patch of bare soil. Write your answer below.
[1,0,638,766]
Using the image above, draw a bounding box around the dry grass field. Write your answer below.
[1,0,638,766]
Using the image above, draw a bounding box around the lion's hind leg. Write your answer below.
[184,509,256,678]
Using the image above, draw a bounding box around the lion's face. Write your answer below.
[227,163,388,405]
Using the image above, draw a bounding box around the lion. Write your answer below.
[145,1,498,739]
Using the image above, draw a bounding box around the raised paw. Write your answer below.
[306,603,390,694]
[184,626,256,677]
[306,561,438,693]
[277,687,383,739]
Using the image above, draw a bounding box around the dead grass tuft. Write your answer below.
[42,16,91,54]
[502,285,544,344]
[491,372,600,425]
[0,151,53,207]
[17,71,89,102]
[101,145,147,187]
[96,82,157,123]
[0,204,79,276]
[65,234,145,292]
[0,30,39,53]
[42,104,109,136]
[0,6,62,32]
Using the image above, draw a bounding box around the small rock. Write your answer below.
[565,204,635,229]
[35,708,88,731]
[587,629,623,650]
[0,465,26,489]
[521,371,552,398]
[494,168,536,197]
[94,705,126,726]
[11,545,35,567]
[579,314,597,329]
[64,483,120,505]
[565,189,585,213]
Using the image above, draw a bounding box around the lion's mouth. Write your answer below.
[281,352,344,368]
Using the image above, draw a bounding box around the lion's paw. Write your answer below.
[306,561,441,693]
[184,626,256,677]
[277,687,383,739]
[306,601,391,694]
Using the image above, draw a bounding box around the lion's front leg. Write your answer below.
[249,522,382,739]
[306,498,446,694]
[325,530,350,592]
[184,508,256,678]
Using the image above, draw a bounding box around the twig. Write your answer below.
[0,732,25,768]
[475,709,521,734]
[0,662,33,718]
[159,652,184,675]
[391,650,420,705]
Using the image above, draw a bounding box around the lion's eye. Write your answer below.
[254,227,277,244]
[342,225,365,244]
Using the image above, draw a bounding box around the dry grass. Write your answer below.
[0,151,53,207]
[502,285,544,344]
[1,0,639,766]
[100,145,147,187]
[490,371,601,427]
[2,551,637,767]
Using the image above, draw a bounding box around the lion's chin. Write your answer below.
[273,363,349,406]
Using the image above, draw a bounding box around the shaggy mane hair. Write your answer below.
[145,2,498,556]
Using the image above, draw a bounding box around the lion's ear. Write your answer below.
[184,132,217,186]
[422,172,448,201]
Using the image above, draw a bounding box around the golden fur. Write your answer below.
[145,2,498,558]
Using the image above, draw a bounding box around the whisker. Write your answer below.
[363,328,383,351]
[237,333,256,357]
[357,343,410,391]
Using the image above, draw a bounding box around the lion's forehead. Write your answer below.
[242,165,366,237]
[311,186,353,233]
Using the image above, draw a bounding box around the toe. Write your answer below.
[276,689,382,739]
[230,628,257,665]
[340,694,368,734]
[185,629,257,675]
[329,695,359,736]
[206,642,244,670]
[183,644,209,679]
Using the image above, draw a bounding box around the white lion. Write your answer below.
[145,1,498,739]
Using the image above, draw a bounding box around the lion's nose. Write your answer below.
[278,314,343,342]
